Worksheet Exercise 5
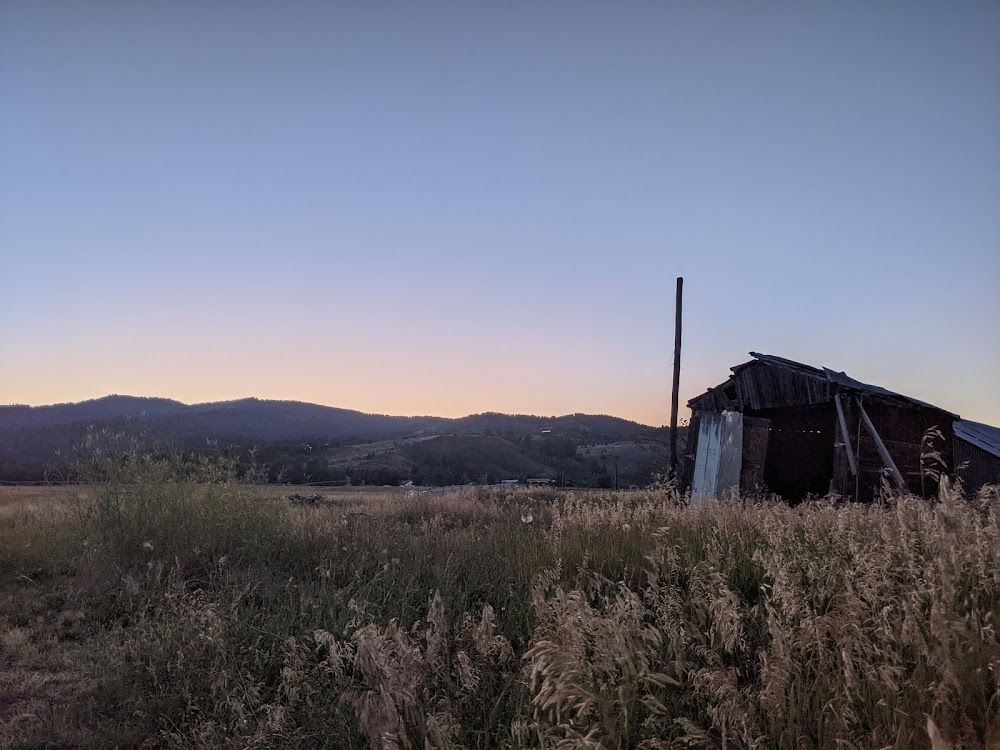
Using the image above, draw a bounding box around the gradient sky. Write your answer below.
[1,2,998,426]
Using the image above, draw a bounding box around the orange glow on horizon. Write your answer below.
[4,357,997,429]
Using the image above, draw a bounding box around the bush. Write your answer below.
[72,453,286,582]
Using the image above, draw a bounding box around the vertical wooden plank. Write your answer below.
[734,376,746,410]
[856,398,906,490]
[739,416,770,492]
[834,393,858,476]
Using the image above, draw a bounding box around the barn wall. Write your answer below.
[955,439,1000,496]
[830,400,858,500]
[831,396,954,501]
[861,398,954,499]
[739,415,771,493]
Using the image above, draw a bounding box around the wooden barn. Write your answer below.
[681,352,991,503]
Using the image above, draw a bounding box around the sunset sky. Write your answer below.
[2,2,998,427]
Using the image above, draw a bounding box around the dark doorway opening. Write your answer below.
[758,405,836,502]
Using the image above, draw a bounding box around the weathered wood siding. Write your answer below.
[739,415,770,493]
[691,362,830,414]
[831,395,954,501]
[734,362,830,411]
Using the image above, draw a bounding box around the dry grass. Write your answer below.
[0,464,998,749]
[0,485,87,520]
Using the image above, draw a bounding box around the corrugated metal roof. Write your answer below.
[821,367,956,413]
[954,420,1000,458]
[821,368,898,398]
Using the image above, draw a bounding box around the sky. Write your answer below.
[1,1,998,427]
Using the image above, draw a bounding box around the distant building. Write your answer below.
[500,479,519,486]
[526,478,555,486]
[684,352,998,503]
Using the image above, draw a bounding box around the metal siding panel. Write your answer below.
[954,421,1000,457]
[955,438,1000,495]
[691,413,723,505]
[717,412,744,496]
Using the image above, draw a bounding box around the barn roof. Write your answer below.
[954,420,1000,458]
[689,352,959,417]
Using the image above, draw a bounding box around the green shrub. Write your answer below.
[72,453,286,583]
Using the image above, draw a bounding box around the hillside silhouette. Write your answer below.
[0,396,677,487]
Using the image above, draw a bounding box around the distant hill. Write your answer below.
[0,395,189,429]
[0,396,679,486]
[0,396,445,438]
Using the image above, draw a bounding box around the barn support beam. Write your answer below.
[834,393,858,476]
[856,397,906,490]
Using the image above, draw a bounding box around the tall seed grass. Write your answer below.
[526,482,1000,749]
[1,458,998,749]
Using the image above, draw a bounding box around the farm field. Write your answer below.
[1,461,998,749]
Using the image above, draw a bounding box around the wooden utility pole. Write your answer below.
[669,277,683,478]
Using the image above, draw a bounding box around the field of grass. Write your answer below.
[1,457,998,749]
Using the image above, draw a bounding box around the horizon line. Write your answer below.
[1,393,669,429]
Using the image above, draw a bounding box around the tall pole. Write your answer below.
[669,277,684,478]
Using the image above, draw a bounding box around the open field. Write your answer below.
[1,461,999,749]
